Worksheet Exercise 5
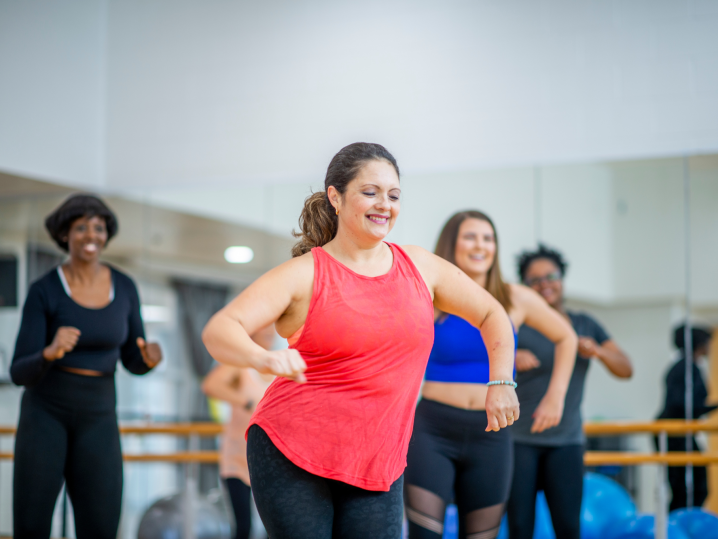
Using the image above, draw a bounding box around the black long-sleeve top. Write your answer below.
[657,357,717,420]
[11,265,152,386]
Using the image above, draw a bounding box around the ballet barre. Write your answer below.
[2,420,718,539]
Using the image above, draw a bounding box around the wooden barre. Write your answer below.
[1,420,718,437]
[584,452,718,466]
[2,451,718,466]
[119,423,224,436]
[584,419,718,436]
[0,451,221,463]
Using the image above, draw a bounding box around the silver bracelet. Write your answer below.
[486,380,517,389]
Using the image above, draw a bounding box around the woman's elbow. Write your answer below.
[562,329,579,350]
[618,360,634,379]
[201,316,219,352]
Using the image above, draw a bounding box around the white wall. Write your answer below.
[104,0,718,191]
[0,0,107,188]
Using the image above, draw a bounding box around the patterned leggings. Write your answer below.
[247,425,404,539]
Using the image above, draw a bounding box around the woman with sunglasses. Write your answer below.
[404,211,577,539]
[507,244,632,539]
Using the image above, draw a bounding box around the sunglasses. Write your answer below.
[524,272,562,287]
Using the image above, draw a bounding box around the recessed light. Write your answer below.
[140,305,172,323]
[224,246,254,264]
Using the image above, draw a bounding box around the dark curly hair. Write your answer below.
[291,142,399,257]
[673,324,712,352]
[517,243,568,283]
[45,194,118,252]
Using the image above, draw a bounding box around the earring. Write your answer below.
[335,208,339,215]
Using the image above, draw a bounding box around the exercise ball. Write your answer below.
[442,504,458,539]
[669,508,718,539]
[494,492,554,539]
[137,492,232,539]
[608,513,690,539]
[581,472,636,539]
[534,491,556,539]
[497,514,508,539]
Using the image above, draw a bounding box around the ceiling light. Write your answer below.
[140,305,172,323]
[224,246,254,264]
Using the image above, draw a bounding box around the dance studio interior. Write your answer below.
[1,2,717,539]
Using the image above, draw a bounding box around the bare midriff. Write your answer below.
[58,366,105,377]
[421,381,488,410]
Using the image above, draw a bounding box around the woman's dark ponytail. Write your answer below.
[291,192,338,257]
[291,142,399,257]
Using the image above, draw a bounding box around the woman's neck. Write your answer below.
[63,258,104,283]
[324,232,386,264]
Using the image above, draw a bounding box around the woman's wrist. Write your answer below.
[42,346,57,361]
[246,346,269,371]
[544,385,567,401]
[487,380,517,389]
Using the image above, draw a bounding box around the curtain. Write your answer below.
[172,279,230,492]
[172,279,230,379]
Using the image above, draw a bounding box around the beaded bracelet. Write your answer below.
[486,380,517,389]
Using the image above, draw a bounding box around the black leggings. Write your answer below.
[13,368,123,539]
[654,436,708,511]
[225,478,252,539]
[404,399,513,539]
[247,424,404,539]
[506,442,584,539]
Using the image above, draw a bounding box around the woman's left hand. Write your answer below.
[530,391,564,433]
[137,337,163,368]
[578,337,599,359]
[485,385,520,432]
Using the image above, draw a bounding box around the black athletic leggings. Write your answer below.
[506,442,584,539]
[654,436,708,511]
[225,478,252,539]
[404,399,513,539]
[13,368,123,539]
[247,424,404,539]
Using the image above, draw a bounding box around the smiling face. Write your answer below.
[453,218,497,280]
[329,159,401,245]
[65,215,108,263]
[524,258,564,309]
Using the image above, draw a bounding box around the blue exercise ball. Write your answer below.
[534,491,556,539]
[443,504,458,539]
[494,492,554,539]
[497,514,508,539]
[608,513,690,539]
[581,472,636,539]
[669,508,718,539]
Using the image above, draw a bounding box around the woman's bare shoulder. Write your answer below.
[508,282,539,305]
[400,244,435,266]
[263,250,315,283]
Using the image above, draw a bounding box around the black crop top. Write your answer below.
[10,265,152,386]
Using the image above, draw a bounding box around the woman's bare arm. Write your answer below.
[201,364,250,408]
[202,255,312,382]
[579,338,633,378]
[514,284,578,433]
[404,246,519,431]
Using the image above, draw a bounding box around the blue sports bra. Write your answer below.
[424,314,517,384]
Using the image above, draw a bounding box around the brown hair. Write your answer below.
[291,142,400,257]
[434,210,513,311]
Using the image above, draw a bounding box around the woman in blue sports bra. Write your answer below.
[404,210,578,539]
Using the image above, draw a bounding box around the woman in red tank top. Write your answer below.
[202,143,519,539]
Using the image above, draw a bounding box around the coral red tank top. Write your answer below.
[248,243,434,491]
